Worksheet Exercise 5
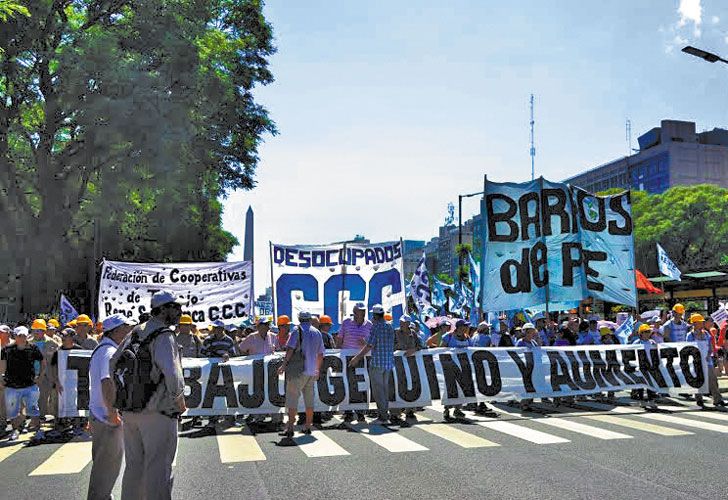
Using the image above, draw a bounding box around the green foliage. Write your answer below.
[0,1,29,22]
[0,1,276,313]
[435,273,454,285]
[630,185,728,274]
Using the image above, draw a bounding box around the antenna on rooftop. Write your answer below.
[626,119,632,156]
[530,94,536,181]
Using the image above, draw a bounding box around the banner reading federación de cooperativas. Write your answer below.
[98,260,253,322]
[58,343,707,416]
[270,241,406,327]
[480,178,637,312]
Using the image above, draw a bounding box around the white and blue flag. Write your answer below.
[59,294,79,326]
[615,315,636,344]
[657,243,681,282]
[431,278,452,309]
[410,252,432,312]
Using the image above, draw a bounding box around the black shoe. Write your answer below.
[696,399,705,408]
[443,409,453,422]
[453,408,466,418]
[389,416,410,427]
[279,429,294,438]
[343,414,354,423]
[302,427,312,435]
[405,410,416,419]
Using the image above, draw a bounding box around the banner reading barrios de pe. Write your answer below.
[270,241,406,327]
[481,178,637,312]
[98,260,253,323]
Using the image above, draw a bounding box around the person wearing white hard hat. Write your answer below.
[87,314,136,500]
[0,326,45,441]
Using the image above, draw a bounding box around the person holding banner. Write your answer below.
[277,311,325,437]
[631,324,658,409]
[338,302,371,423]
[440,320,473,421]
[30,319,61,422]
[201,320,238,360]
[275,315,291,351]
[351,305,397,425]
[175,315,203,358]
[317,315,337,350]
[687,314,726,409]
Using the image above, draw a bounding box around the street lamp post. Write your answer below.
[682,46,728,65]
[457,190,485,285]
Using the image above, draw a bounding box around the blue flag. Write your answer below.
[431,278,451,309]
[615,315,635,344]
[59,294,79,326]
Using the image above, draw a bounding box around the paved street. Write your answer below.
[2,380,728,500]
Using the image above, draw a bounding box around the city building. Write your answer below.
[565,119,728,194]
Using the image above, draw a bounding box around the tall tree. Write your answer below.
[0,0,276,315]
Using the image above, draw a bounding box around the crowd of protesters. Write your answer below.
[1,295,727,498]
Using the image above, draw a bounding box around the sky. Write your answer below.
[222,0,728,296]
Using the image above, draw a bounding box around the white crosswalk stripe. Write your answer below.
[636,413,728,433]
[417,423,500,448]
[475,419,570,444]
[582,415,693,436]
[345,421,429,453]
[294,430,350,457]
[216,427,266,463]
[29,439,93,476]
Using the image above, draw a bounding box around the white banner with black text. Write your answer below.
[57,343,708,416]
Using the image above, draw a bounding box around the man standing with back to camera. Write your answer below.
[111,291,187,500]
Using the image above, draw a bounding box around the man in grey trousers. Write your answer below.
[87,313,136,500]
[112,291,187,500]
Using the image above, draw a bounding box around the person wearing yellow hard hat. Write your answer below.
[687,313,725,408]
[175,314,202,358]
[30,318,61,422]
[47,318,60,330]
[662,303,689,343]
[73,314,99,350]
[631,323,658,408]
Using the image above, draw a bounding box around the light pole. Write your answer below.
[457,190,484,285]
[682,46,728,65]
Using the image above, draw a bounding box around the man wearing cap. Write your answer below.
[337,302,372,423]
[471,322,492,348]
[201,320,238,360]
[30,319,61,421]
[87,314,136,500]
[175,314,202,358]
[351,305,397,425]
[0,326,45,441]
[687,314,726,409]
[239,317,279,356]
[112,290,187,500]
[516,323,540,411]
[663,304,689,343]
[426,319,451,347]
[74,314,99,350]
[278,311,325,437]
[394,315,421,354]
[439,319,473,421]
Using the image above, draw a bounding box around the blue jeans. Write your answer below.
[370,366,391,420]
[5,385,40,419]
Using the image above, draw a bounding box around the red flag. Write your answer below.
[635,270,662,294]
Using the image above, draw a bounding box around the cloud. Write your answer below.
[677,0,702,36]
[712,15,720,25]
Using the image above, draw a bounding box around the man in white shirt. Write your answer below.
[87,314,136,500]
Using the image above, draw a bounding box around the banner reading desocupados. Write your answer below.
[480,178,637,312]
[98,260,253,322]
[58,343,707,416]
[270,241,406,327]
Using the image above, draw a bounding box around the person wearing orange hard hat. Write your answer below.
[30,318,61,421]
[663,303,689,343]
[276,315,291,350]
[687,313,725,408]
[317,315,336,349]
[74,314,99,350]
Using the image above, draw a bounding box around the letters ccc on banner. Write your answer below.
[269,241,407,327]
[98,260,253,323]
[480,178,637,312]
[58,343,707,416]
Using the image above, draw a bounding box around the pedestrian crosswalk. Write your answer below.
[2,401,728,476]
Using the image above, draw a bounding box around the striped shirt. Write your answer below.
[201,334,237,357]
[339,318,372,350]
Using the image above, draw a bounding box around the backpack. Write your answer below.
[112,327,169,412]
